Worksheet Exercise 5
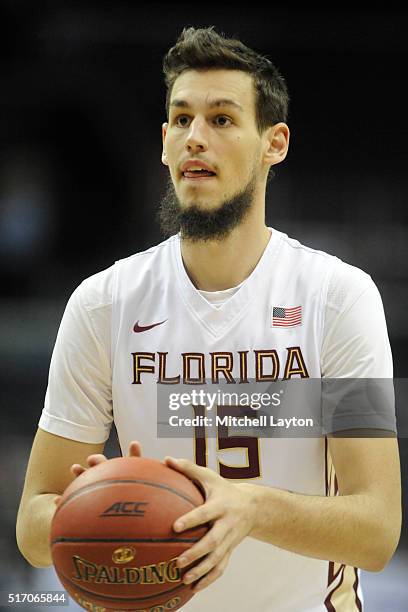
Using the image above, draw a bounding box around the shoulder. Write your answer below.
[74,265,115,311]
[276,229,340,284]
[112,235,179,299]
[71,236,178,309]
[275,228,374,302]
[278,230,335,263]
[114,235,178,274]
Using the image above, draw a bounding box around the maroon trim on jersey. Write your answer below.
[327,561,344,587]
[353,567,363,611]
[325,564,345,611]
[325,441,360,611]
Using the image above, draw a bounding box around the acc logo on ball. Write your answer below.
[100,501,148,517]
[112,546,136,564]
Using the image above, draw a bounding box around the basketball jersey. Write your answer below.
[39,227,393,611]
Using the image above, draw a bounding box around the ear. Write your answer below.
[263,122,290,168]
[162,122,169,166]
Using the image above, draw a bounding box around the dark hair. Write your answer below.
[163,26,289,133]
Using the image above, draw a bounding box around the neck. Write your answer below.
[180,213,271,291]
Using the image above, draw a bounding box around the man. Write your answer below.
[17,26,401,611]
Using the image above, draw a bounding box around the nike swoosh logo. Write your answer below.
[133,319,167,333]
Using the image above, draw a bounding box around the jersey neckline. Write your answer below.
[171,227,283,338]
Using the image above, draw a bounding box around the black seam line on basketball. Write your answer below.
[56,571,189,603]
[52,537,200,544]
[99,513,145,517]
[57,479,200,513]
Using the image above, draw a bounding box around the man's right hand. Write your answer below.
[54,440,142,506]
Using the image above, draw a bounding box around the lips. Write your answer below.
[180,159,217,179]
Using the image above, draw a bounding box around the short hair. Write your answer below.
[163,26,289,133]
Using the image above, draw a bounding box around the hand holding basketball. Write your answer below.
[54,441,142,508]
[164,456,256,593]
[71,440,143,477]
[51,452,208,611]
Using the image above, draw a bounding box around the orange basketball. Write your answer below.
[50,456,208,611]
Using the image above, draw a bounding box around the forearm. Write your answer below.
[239,484,396,572]
[16,493,58,568]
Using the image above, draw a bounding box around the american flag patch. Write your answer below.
[272,305,302,327]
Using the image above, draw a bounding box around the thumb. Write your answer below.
[164,457,214,493]
[54,495,62,508]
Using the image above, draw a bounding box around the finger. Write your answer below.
[183,548,223,585]
[173,499,219,533]
[87,454,108,467]
[192,550,231,593]
[177,521,225,569]
[128,441,142,457]
[70,464,87,477]
[70,455,106,477]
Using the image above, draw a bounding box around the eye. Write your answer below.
[214,115,232,127]
[174,115,191,127]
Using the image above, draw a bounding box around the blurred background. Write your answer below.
[0,2,407,610]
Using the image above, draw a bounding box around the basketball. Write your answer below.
[50,456,208,611]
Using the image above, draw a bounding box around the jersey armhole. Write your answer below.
[318,260,337,371]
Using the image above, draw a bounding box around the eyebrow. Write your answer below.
[170,98,244,112]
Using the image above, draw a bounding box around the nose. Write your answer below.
[185,117,208,154]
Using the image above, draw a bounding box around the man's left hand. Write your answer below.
[164,456,255,593]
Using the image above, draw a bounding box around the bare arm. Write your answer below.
[163,436,401,591]
[16,428,104,568]
[244,437,401,571]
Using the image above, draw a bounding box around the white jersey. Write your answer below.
[39,228,393,612]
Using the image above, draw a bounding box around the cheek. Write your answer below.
[232,144,257,177]
[163,156,178,185]
[163,144,178,176]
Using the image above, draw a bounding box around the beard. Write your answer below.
[157,172,257,242]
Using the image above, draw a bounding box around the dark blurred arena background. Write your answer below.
[0,3,407,610]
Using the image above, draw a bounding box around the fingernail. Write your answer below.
[178,556,187,567]
[174,521,184,531]
[184,573,194,584]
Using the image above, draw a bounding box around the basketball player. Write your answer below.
[17,27,401,611]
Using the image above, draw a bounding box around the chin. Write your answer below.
[181,198,219,211]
